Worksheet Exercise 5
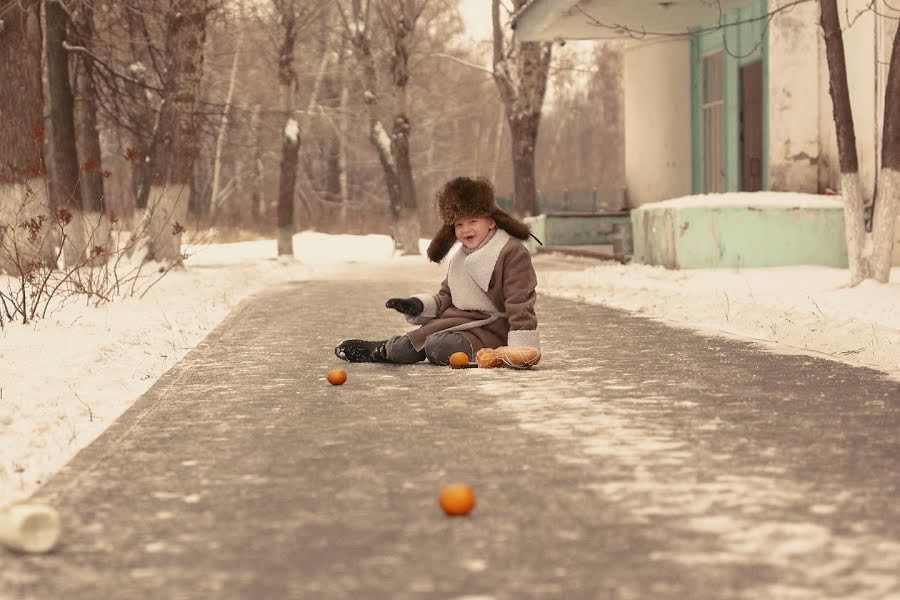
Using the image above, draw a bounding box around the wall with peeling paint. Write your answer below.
[632,200,849,269]
[767,1,821,193]
[623,39,693,208]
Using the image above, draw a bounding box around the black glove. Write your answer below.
[386,297,424,316]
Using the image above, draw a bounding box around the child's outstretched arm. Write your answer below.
[501,245,540,349]
[387,278,453,325]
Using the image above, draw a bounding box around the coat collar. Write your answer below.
[454,228,511,292]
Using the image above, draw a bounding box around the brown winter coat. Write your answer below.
[406,231,540,353]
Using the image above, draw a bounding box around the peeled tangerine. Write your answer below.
[438,483,476,516]
[475,348,500,368]
[327,369,347,385]
[448,352,470,368]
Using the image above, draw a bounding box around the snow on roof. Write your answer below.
[636,192,844,210]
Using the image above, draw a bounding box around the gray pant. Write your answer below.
[385,332,475,365]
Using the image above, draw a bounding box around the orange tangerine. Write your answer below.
[327,369,347,385]
[438,483,476,516]
[449,352,470,367]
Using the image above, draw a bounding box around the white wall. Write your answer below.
[623,39,692,208]
[767,0,821,193]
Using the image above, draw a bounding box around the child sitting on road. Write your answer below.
[334,176,540,365]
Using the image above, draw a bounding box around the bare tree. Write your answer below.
[270,0,320,255]
[339,0,428,255]
[819,0,897,284]
[376,0,427,253]
[492,0,552,218]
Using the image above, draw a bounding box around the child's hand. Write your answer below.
[386,297,424,316]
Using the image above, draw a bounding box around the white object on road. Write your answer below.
[0,503,61,553]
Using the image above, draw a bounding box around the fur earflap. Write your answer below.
[492,208,531,241]
[427,176,533,263]
[426,223,457,263]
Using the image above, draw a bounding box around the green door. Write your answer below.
[691,0,769,194]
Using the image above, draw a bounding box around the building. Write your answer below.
[513,0,900,266]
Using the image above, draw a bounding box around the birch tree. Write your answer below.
[492,0,552,218]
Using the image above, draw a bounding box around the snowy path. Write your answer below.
[2,265,899,599]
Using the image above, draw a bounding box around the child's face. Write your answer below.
[454,215,496,250]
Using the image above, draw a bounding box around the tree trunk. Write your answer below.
[70,1,104,214]
[42,0,84,268]
[123,6,157,215]
[0,4,44,183]
[349,24,404,240]
[0,3,45,274]
[385,1,421,255]
[391,114,419,254]
[370,120,402,219]
[345,1,420,253]
[491,0,551,219]
[870,17,900,282]
[70,1,109,265]
[249,104,263,222]
[210,24,243,214]
[277,119,299,255]
[509,117,539,218]
[275,4,299,256]
[820,0,868,284]
[491,104,505,186]
[338,83,350,228]
[145,0,208,264]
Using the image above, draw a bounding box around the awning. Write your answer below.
[512,0,758,41]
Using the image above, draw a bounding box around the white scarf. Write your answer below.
[445,229,510,325]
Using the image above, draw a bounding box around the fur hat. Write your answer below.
[426,176,532,263]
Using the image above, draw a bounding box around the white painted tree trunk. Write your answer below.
[61,208,87,270]
[62,209,113,269]
[841,169,899,285]
[81,210,112,267]
[870,168,900,282]
[146,185,190,264]
[840,172,869,285]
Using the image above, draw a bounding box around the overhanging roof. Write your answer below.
[512,0,758,41]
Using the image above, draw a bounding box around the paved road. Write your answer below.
[2,261,899,599]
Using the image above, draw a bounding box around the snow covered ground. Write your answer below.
[2,231,899,508]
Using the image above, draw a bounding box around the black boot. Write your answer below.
[334,339,389,363]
